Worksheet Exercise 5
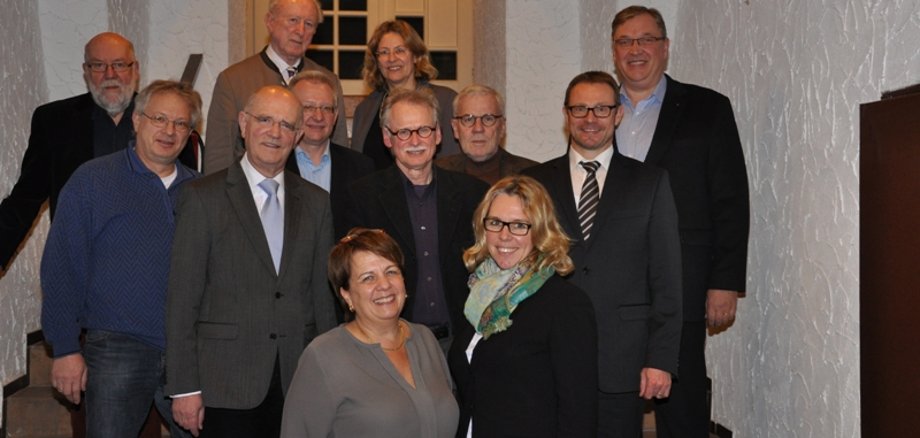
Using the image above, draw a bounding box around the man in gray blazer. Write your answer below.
[167,85,337,437]
[203,0,347,174]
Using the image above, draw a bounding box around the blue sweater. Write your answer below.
[41,145,197,357]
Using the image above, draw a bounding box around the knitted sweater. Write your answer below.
[41,145,197,357]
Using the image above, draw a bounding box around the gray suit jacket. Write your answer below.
[203,48,348,175]
[166,162,337,409]
[524,152,682,393]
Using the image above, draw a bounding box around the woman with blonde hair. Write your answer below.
[447,175,598,437]
[351,20,459,170]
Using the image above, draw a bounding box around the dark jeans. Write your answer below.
[83,330,189,438]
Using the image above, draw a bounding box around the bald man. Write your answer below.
[0,32,196,271]
[167,86,337,437]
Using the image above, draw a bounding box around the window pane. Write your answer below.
[339,16,367,45]
[430,51,457,80]
[339,50,365,80]
[339,0,367,11]
[313,16,335,45]
[320,0,333,10]
[396,16,424,39]
[308,50,334,73]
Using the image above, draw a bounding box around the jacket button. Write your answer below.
[583,267,590,275]
[275,292,282,299]
[269,333,277,339]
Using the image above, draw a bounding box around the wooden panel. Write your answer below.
[859,89,920,436]
[394,0,424,14]
[426,0,458,48]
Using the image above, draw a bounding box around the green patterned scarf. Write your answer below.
[464,256,554,339]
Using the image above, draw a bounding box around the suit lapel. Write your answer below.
[435,169,461,259]
[329,144,346,196]
[644,75,686,165]
[226,163,278,276]
[585,154,629,250]
[544,156,583,241]
[278,171,303,279]
[379,168,417,256]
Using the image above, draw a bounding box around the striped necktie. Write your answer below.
[577,161,600,240]
[258,179,283,273]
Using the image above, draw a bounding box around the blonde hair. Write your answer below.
[464,176,574,275]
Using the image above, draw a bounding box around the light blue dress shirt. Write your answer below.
[295,146,332,193]
[615,77,667,162]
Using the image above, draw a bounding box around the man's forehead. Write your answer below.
[273,0,316,18]
[292,81,334,102]
[458,94,499,112]
[392,101,434,120]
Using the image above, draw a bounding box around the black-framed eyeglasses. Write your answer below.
[244,111,298,135]
[84,61,135,72]
[613,36,666,48]
[141,113,192,134]
[483,218,532,236]
[566,104,618,118]
[303,103,336,116]
[454,113,503,128]
[385,125,437,140]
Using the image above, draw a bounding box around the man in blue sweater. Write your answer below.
[41,80,202,437]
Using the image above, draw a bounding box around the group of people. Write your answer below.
[0,1,749,437]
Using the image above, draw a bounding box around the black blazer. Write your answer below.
[0,93,196,269]
[343,166,488,331]
[641,75,750,320]
[448,275,598,438]
[285,142,375,239]
[524,153,682,393]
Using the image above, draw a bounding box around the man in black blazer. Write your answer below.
[610,7,750,437]
[344,88,488,349]
[287,70,374,239]
[0,32,195,271]
[524,71,682,438]
[167,86,337,437]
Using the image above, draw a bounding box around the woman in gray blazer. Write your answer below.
[280,228,459,437]
[351,20,459,170]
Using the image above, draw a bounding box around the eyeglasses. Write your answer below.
[384,125,437,140]
[375,46,410,58]
[303,103,336,116]
[566,104,618,118]
[141,113,192,134]
[454,114,503,128]
[483,218,532,236]
[244,111,298,135]
[84,61,135,72]
[613,36,666,48]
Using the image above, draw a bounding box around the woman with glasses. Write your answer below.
[280,228,459,437]
[351,20,460,170]
[447,176,598,437]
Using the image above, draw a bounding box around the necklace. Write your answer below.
[354,320,407,352]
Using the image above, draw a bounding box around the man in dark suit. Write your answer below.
[167,85,337,437]
[344,88,488,350]
[287,70,374,239]
[0,32,195,271]
[610,6,750,437]
[435,84,537,185]
[204,0,347,175]
[524,71,682,438]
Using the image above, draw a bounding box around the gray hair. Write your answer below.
[380,88,440,128]
[452,84,505,115]
[289,70,341,106]
[135,80,203,128]
[268,0,324,24]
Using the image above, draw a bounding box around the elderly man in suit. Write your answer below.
[204,0,347,175]
[0,32,195,271]
[344,88,488,351]
[610,6,750,437]
[167,85,337,437]
[286,70,374,239]
[524,71,682,438]
[435,84,537,184]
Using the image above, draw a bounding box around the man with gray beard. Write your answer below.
[0,32,196,272]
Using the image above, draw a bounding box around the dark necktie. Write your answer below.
[578,161,600,240]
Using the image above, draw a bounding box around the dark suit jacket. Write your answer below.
[343,166,488,331]
[524,153,682,393]
[165,162,337,409]
[435,148,538,185]
[203,48,348,175]
[285,142,375,239]
[448,275,598,438]
[640,75,750,321]
[0,93,195,269]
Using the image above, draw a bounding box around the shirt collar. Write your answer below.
[620,74,667,109]
[240,152,285,190]
[125,141,196,184]
[265,44,302,73]
[295,142,331,165]
[568,145,614,171]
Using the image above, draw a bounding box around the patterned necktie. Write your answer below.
[577,161,600,240]
[286,66,297,82]
[258,179,283,273]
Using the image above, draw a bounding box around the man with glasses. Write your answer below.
[287,70,374,239]
[524,71,682,437]
[204,0,348,175]
[40,80,201,437]
[344,88,488,351]
[0,32,195,272]
[611,7,750,437]
[436,84,537,184]
[167,85,336,437]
